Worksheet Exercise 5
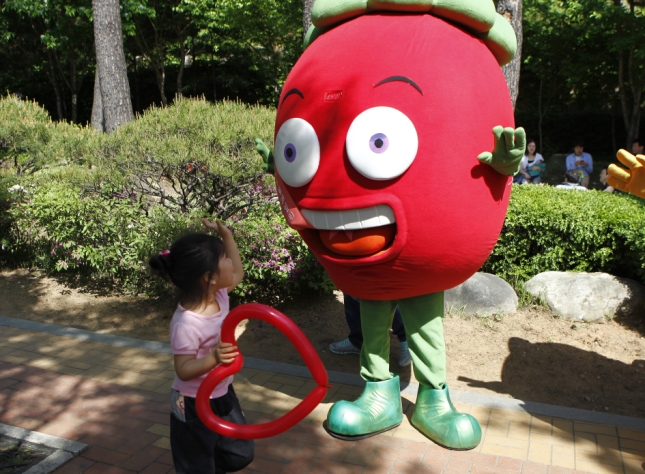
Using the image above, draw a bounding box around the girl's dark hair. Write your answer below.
[149,233,226,307]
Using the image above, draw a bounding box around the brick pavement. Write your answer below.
[1,325,644,473]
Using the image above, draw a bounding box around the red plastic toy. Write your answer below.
[195,303,329,439]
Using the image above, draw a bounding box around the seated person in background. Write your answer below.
[599,168,614,193]
[633,138,644,156]
[556,169,589,191]
[330,293,411,367]
[515,138,545,184]
[565,140,593,188]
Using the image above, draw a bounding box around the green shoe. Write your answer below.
[324,376,403,440]
[411,384,482,450]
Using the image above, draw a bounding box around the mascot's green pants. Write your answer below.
[325,292,482,450]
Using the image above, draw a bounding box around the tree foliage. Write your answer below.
[2,0,642,156]
[2,0,94,122]
[518,0,645,154]
[1,0,302,122]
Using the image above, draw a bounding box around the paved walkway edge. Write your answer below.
[0,422,87,474]
[3,315,645,431]
[0,423,87,454]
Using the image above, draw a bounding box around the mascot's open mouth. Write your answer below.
[301,205,396,257]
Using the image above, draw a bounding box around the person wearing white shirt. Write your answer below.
[516,139,545,184]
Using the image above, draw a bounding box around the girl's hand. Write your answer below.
[201,218,232,238]
[212,341,239,364]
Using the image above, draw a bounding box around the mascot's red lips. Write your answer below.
[301,206,396,257]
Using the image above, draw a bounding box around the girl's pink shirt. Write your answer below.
[170,288,233,398]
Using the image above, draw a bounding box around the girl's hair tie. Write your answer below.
[159,250,171,257]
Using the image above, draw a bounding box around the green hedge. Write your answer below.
[0,94,275,179]
[0,95,334,304]
[95,98,276,179]
[483,185,645,286]
[0,96,97,174]
[3,95,645,303]
[2,181,333,303]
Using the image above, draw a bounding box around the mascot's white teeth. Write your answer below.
[301,205,395,230]
[328,231,353,240]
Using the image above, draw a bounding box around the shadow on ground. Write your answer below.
[459,337,645,418]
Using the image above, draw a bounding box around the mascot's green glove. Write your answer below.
[255,138,274,174]
[477,126,525,176]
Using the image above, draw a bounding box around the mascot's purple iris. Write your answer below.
[369,133,388,154]
[284,143,297,162]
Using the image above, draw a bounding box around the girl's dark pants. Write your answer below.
[170,385,254,474]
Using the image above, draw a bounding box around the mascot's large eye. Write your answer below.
[346,107,418,180]
[275,118,320,187]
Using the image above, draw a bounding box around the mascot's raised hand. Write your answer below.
[478,126,526,176]
[608,150,645,199]
[255,138,274,174]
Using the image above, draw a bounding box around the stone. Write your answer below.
[525,271,645,321]
[445,272,518,316]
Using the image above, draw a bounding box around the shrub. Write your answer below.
[483,185,645,286]
[10,95,644,304]
[87,98,277,219]
[96,98,275,176]
[4,181,195,290]
[2,180,333,303]
[0,95,98,174]
[1,96,336,302]
[231,200,334,305]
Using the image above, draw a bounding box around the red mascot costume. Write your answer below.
[256,0,524,449]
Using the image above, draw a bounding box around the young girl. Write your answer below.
[149,218,254,474]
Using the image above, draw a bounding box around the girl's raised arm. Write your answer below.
[201,218,244,292]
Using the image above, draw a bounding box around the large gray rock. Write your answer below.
[445,273,518,316]
[525,271,645,321]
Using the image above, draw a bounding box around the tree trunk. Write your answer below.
[92,0,134,132]
[91,70,105,131]
[70,59,78,123]
[303,0,315,38]
[617,38,644,147]
[614,0,644,148]
[134,17,168,106]
[45,56,64,121]
[211,46,217,102]
[154,66,168,106]
[176,37,185,101]
[537,73,544,154]
[496,0,522,110]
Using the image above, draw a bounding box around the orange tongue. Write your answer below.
[320,225,396,256]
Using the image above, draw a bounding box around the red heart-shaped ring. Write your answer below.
[196,303,329,439]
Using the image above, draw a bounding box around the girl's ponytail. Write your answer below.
[149,252,173,279]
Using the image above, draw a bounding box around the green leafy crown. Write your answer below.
[304,0,517,66]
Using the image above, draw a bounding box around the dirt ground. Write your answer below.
[1,268,644,419]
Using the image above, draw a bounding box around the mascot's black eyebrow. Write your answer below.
[281,88,305,106]
[374,76,423,96]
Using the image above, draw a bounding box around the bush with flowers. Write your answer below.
[3,95,645,302]
[2,180,333,302]
[231,199,334,304]
[0,95,335,303]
